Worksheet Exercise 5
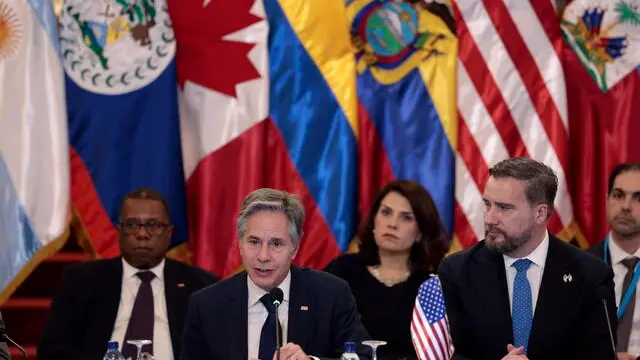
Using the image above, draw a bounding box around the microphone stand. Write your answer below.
[274,299,282,360]
[601,298,617,360]
[2,333,29,360]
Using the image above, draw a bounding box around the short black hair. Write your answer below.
[608,162,640,194]
[118,187,171,222]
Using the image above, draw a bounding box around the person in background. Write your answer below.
[588,162,640,360]
[324,180,451,360]
[38,188,217,360]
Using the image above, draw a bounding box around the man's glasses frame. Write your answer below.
[118,221,171,235]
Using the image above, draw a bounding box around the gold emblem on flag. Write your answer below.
[348,0,456,84]
[0,1,22,61]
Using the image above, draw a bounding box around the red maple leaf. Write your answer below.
[168,0,263,98]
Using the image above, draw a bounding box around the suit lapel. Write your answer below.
[527,237,576,357]
[470,246,513,346]
[96,259,123,346]
[164,260,190,357]
[226,272,249,360]
[287,267,313,352]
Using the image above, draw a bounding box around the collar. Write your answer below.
[247,270,291,308]
[503,230,550,270]
[608,232,640,265]
[122,257,165,282]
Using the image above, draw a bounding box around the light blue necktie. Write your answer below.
[512,258,533,353]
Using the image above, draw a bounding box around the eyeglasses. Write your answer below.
[119,221,171,235]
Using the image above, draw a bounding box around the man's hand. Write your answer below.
[501,344,529,360]
[273,343,309,360]
[617,352,636,360]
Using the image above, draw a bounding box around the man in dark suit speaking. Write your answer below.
[38,188,217,360]
[180,188,370,360]
[439,157,617,360]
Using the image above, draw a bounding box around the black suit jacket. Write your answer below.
[38,257,217,360]
[0,311,10,360]
[180,266,371,360]
[588,241,611,265]
[439,235,617,360]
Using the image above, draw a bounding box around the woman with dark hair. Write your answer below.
[324,180,451,360]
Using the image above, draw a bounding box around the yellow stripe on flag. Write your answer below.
[417,9,458,149]
[278,0,358,136]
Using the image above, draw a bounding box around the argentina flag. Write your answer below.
[0,0,70,301]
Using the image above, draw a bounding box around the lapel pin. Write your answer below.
[563,274,573,283]
[177,283,185,288]
[300,305,309,311]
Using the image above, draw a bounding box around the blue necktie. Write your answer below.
[512,259,533,353]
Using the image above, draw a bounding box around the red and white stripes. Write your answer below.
[452,0,573,245]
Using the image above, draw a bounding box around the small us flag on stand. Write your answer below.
[411,275,454,360]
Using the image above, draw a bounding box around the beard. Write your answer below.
[485,225,533,254]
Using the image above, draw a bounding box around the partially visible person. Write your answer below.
[588,162,640,360]
[324,180,450,360]
[440,157,617,360]
[0,311,11,360]
[180,188,370,360]
[38,188,217,360]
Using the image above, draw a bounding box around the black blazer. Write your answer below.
[37,257,217,360]
[439,235,617,360]
[180,266,371,360]
[588,241,611,265]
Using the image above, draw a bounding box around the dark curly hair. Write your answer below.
[358,180,451,272]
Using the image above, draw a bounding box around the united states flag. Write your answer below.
[452,0,574,248]
[411,276,454,360]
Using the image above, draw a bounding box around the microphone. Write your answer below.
[0,327,30,360]
[269,288,284,360]
[597,285,617,360]
[271,287,284,308]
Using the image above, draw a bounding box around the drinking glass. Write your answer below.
[126,340,152,360]
[362,340,387,360]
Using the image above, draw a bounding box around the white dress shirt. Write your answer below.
[503,231,550,314]
[607,234,640,356]
[110,258,174,360]
[247,272,291,359]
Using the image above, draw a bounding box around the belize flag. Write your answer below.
[61,0,189,258]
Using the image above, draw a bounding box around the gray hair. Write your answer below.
[236,188,305,248]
